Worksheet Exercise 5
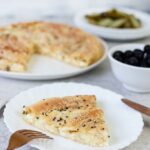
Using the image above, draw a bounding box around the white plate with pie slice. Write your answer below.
[0,39,107,80]
[75,7,150,40]
[4,82,144,150]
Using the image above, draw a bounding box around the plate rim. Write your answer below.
[4,82,144,150]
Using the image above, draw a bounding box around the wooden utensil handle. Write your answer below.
[122,98,150,116]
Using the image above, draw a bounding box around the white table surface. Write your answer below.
[0,16,150,150]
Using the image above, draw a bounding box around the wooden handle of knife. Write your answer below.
[122,98,150,116]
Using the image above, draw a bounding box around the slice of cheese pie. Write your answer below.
[22,95,109,147]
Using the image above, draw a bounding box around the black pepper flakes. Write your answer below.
[53,117,56,121]
[22,111,26,115]
[57,117,63,122]
[82,124,86,127]
[88,119,92,122]
[45,113,48,116]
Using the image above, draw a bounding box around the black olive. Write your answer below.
[144,45,150,54]
[133,49,143,60]
[113,51,124,62]
[124,50,133,58]
[126,57,139,66]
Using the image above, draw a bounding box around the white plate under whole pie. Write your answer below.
[4,82,144,150]
[0,39,107,80]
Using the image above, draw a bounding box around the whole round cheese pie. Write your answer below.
[0,21,104,72]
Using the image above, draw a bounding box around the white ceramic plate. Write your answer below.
[0,39,107,80]
[4,82,144,150]
[75,7,150,40]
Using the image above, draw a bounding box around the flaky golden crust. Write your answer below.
[25,95,96,113]
[0,21,104,72]
[22,95,109,147]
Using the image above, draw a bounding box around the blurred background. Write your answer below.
[0,0,150,18]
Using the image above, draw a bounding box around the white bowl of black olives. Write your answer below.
[109,44,150,92]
